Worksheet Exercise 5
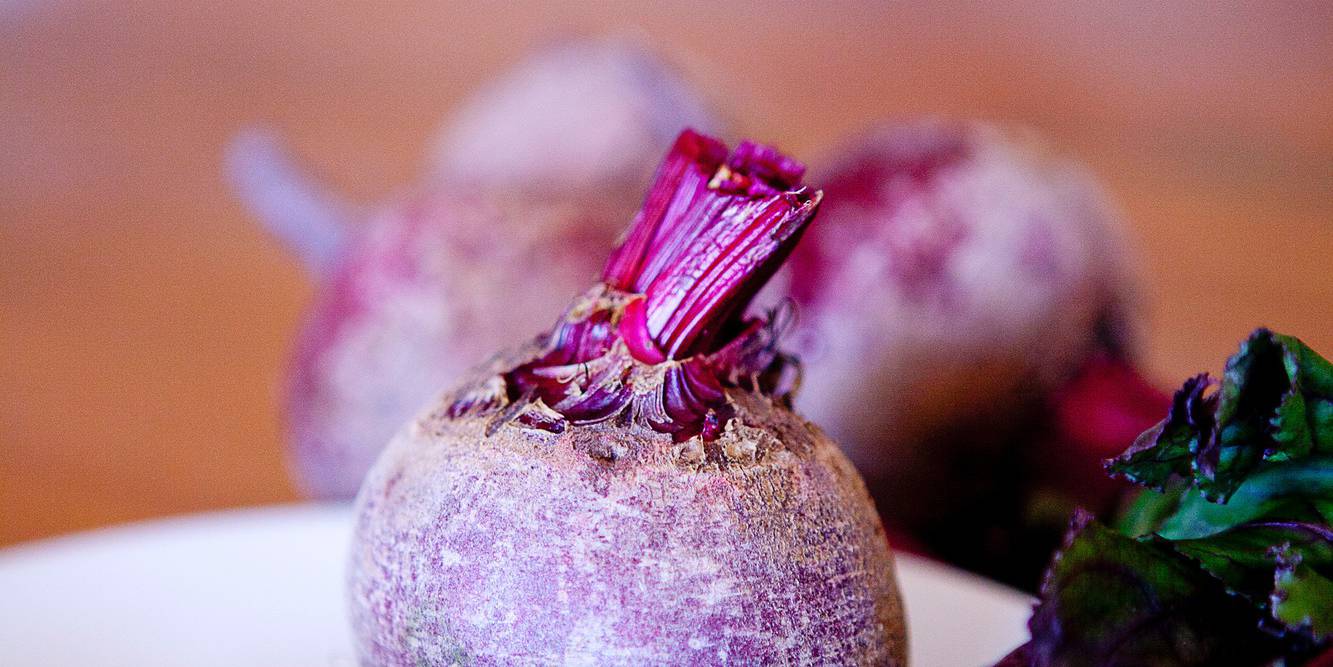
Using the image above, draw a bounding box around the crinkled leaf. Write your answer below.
[1172,523,1333,603]
[1208,330,1308,496]
[1106,374,1215,490]
[1119,457,1333,639]
[1294,332,1333,451]
[1204,330,1333,498]
[1014,511,1281,667]
[1108,329,1333,502]
[1273,550,1333,641]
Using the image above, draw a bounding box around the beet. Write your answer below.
[773,120,1161,584]
[348,130,906,664]
[429,38,718,200]
[282,191,621,498]
[785,120,1141,478]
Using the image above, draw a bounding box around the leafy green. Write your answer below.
[1019,512,1281,666]
[1114,485,1180,538]
[1120,457,1333,639]
[1109,329,1333,502]
[1003,329,1333,666]
[1107,374,1217,492]
[1152,460,1333,540]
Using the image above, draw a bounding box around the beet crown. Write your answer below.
[447,129,821,441]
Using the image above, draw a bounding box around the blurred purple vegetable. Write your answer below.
[228,41,719,498]
[429,38,718,199]
[773,119,1166,582]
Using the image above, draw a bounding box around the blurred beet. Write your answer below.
[775,119,1162,586]
[227,128,623,498]
[229,41,719,498]
[281,192,619,498]
[429,38,718,201]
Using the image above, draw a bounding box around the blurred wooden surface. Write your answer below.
[2,1,1330,546]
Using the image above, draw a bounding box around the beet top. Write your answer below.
[446,129,821,444]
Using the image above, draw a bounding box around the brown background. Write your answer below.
[2,1,1330,546]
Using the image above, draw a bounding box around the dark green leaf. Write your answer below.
[1107,375,1215,490]
[1207,330,1332,499]
[1172,523,1333,602]
[1108,329,1333,502]
[1153,458,1333,540]
[1121,457,1333,639]
[1315,398,1333,452]
[1019,511,1281,667]
[1117,487,1183,539]
[1288,330,1333,451]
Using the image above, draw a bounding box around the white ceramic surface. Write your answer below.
[0,504,1031,666]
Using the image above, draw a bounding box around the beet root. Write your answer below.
[349,391,906,665]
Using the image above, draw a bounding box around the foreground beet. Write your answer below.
[229,42,717,498]
[349,131,906,665]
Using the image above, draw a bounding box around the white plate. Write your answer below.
[0,504,1031,666]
